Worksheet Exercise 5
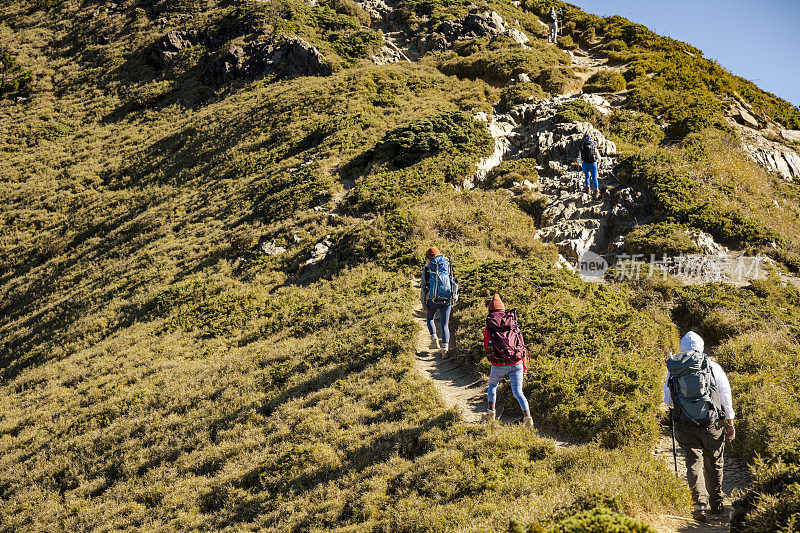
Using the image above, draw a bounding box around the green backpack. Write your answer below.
[666,350,724,429]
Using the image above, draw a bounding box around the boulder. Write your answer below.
[150,30,203,67]
[270,37,332,77]
[205,44,245,84]
[730,102,760,129]
[205,36,331,84]
[781,129,800,144]
[503,28,529,47]
[439,10,507,42]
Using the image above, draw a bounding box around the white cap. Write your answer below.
[680,331,704,353]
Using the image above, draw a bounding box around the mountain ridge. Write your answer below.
[1,0,800,530]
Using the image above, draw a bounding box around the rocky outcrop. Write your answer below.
[204,37,332,83]
[731,120,800,181]
[471,94,641,262]
[270,37,332,77]
[357,1,529,64]
[438,10,506,41]
[150,30,204,67]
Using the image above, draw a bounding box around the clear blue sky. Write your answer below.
[566,0,800,109]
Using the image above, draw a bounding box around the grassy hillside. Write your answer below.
[1,0,800,530]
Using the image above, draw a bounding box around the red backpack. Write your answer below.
[486,309,527,366]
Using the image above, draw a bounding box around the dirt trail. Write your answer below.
[410,281,576,448]
[410,280,485,423]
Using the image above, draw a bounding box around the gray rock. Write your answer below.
[782,129,800,144]
[150,30,203,67]
[270,37,332,77]
[260,241,287,256]
[205,37,331,84]
[439,10,507,42]
[730,102,760,129]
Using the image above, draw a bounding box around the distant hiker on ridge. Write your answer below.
[664,329,735,523]
[420,247,458,353]
[482,294,533,429]
[577,134,601,200]
[547,7,560,44]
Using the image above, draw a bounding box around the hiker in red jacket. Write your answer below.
[482,294,533,428]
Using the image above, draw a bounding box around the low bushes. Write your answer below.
[553,100,603,126]
[439,43,568,86]
[496,82,547,113]
[616,148,781,248]
[731,442,800,533]
[347,111,494,212]
[455,260,674,447]
[482,158,539,189]
[537,66,583,95]
[0,49,33,97]
[624,222,701,257]
[583,69,626,93]
[606,109,664,146]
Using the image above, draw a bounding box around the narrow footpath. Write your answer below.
[411,280,485,423]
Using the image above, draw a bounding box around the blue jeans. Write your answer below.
[582,161,599,191]
[488,363,529,412]
[426,301,451,344]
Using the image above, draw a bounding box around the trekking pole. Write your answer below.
[670,409,679,476]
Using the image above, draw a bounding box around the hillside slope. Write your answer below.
[1,0,800,531]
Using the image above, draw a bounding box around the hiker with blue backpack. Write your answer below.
[420,247,458,353]
[664,329,735,523]
[481,294,534,429]
[577,134,601,200]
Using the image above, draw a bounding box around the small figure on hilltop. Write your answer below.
[577,134,601,200]
[664,329,736,523]
[547,7,560,44]
[482,294,534,428]
[421,247,458,353]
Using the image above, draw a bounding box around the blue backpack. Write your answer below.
[426,255,457,302]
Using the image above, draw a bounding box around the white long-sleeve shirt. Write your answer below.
[663,359,735,420]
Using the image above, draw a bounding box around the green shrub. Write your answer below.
[375,111,491,169]
[0,49,33,97]
[348,112,493,212]
[616,148,781,248]
[550,507,658,533]
[537,66,584,95]
[624,222,701,256]
[583,70,626,93]
[557,35,578,50]
[732,442,800,533]
[554,100,602,126]
[439,45,568,86]
[329,29,383,59]
[496,82,547,113]
[482,158,539,189]
[607,109,664,146]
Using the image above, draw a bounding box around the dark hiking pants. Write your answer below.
[674,420,725,506]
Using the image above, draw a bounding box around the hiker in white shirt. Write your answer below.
[664,329,735,522]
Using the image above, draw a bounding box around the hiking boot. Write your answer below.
[429,335,440,350]
[441,343,449,353]
[709,502,725,515]
[522,416,534,429]
[481,410,495,423]
[593,189,601,200]
[692,504,708,522]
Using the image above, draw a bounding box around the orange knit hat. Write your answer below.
[488,294,505,311]
[425,246,440,260]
